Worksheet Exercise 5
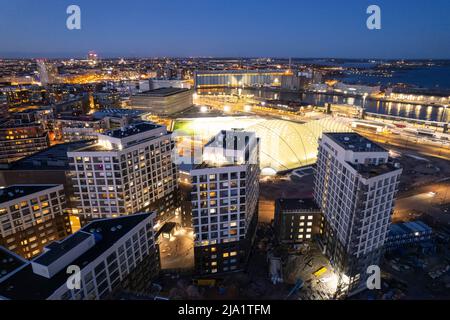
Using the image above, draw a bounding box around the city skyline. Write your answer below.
[1,2,450,304]
[1,0,450,59]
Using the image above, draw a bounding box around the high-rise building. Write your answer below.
[180,130,260,275]
[0,212,160,300]
[0,122,50,164]
[0,184,70,259]
[313,133,402,296]
[67,122,178,225]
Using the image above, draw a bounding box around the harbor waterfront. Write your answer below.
[198,88,450,123]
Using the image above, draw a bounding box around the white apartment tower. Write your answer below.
[68,122,178,225]
[314,133,402,296]
[180,130,260,275]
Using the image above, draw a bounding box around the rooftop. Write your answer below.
[0,185,60,203]
[0,140,95,170]
[33,232,92,266]
[276,198,320,212]
[350,161,402,178]
[0,247,27,282]
[388,221,432,237]
[0,213,153,300]
[93,108,146,120]
[138,87,190,97]
[325,132,386,153]
[104,122,161,139]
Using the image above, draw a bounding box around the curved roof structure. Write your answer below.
[247,118,351,172]
[173,116,351,173]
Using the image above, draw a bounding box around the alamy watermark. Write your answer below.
[366,265,381,290]
[66,5,81,30]
[66,265,81,290]
[367,5,381,30]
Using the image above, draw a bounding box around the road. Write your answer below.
[354,129,450,160]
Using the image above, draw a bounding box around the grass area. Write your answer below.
[172,120,195,135]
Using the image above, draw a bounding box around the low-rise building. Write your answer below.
[274,198,322,244]
[131,88,193,116]
[385,221,433,251]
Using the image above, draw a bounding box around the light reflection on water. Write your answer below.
[200,88,449,122]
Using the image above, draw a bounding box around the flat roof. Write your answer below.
[350,161,401,178]
[0,185,60,203]
[93,108,146,120]
[1,140,95,170]
[389,221,432,237]
[0,247,27,281]
[276,198,320,212]
[0,213,152,300]
[138,87,190,97]
[33,232,92,266]
[325,132,386,153]
[104,122,161,139]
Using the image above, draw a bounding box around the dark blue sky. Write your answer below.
[1,0,449,59]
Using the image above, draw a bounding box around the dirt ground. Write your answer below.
[259,174,315,223]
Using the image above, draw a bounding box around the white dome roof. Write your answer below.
[247,118,351,172]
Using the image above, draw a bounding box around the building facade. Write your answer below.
[194,70,286,89]
[385,221,433,252]
[67,122,178,225]
[181,130,260,275]
[274,198,322,244]
[313,133,402,296]
[0,212,160,300]
[130,88,193,116]
[0,122,50,164]
[0,184,70,259]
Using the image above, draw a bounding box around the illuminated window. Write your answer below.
[223,252,229,258]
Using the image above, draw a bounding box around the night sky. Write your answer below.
[1,0,449,59]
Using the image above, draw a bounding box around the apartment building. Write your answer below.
[67,122,178,225]
[0,184,70,259]
[180,130,260,275]
[274,198,322,244]
[0,122,50,164]
[0,212,160,300]
[313,133,402,296]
